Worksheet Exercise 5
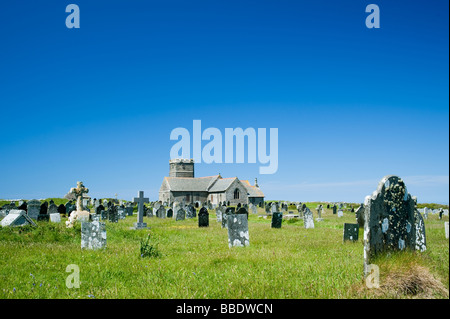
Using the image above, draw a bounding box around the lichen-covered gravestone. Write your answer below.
[81,221,106,250]
[227,214,249,247]
[271,212,283,228]
[198,207,209,227]
[222,207,235,229]
[175,208,185,221]
[215,206,224,222]
[343,223,359,242]
[303,208,314,229]
[363,175,426,275]
[186,205,196,219]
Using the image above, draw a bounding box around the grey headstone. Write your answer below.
[81,221,107,250]
[215,206,223,222]
[186,205,196,219]
[227,214,250,247]
[175,208,186,221]
[363,175,426,276]
[337,209,343,218]
[1,210,37,227]
[157,206,166,218]
[355,204,365,228]
[303,208,314,229]
[125,207,133,216]
[445,222,449,239]
[49,213,61,223]
[27,200,41,220]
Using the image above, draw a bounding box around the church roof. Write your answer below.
[163,175,219,192]
[241,180,265,198]
[207,177,237,192]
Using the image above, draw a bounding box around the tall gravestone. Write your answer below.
[27,200,41,220]
[271,212,283,228]
[132,191,149,229]
[175,208,186,221]
[227,214,250,247]
[222,207,235,229]
[167,208,173,218]
[303,208,314,229]
[355,203,365,228]
[198,207,209,227]
[363,175,426,276]
[343,223,359,242]
[215,206,223,222]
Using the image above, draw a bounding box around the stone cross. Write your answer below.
[70,181,89,212]
[133,191,149,228]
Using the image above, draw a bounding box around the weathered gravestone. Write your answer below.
[343,223,359,242]
[445,222,449,239]
[117,206,126,219]
[227,213,250,247]
[236,207,248,220]
[337,209,343,218]
[249,203,257,215]
[215,206,224,222]
[186,205,196,219]
[27,200,41,220]
[363,175,427,276]
[39,201,49,221]
[198,207,209,227]
[157,206,166,219]
[49,211,61,223]
[355,203,365,228]
[175,208,186,221]
[1,210,37,227]
[108,206,119,223]
[81,221,106,250]
[303,208,314,229]
[222,207,235,229]
[167,208,173,218]
[332,205,337,215]
[57,204,66,216]
[271,212,283,228]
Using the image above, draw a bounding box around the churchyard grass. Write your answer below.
[0,204,448,299]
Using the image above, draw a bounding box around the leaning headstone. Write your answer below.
[343,223,359,242]
[271,212,283,228]
[81,221,107,250]
[303,208,314,229]
[363,175,427,276]
[227,214,250,247]
[1,210,37,227]
[198,207,209,227]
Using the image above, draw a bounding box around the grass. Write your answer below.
[0,204,448,299]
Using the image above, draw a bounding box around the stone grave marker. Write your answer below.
[27,200,41,220]
[81,221,106,250]
[227,214,249,247]
[445,222,449,239]
[215,206,223,222]
[132,191,149,229]
[198,207,209,227]
[363,175,427,276]
[1,210,37,227]
[186,205,196,219]
[337,209,343,218]
[303,208,314,229]
[355,203,365,228]
[343,223,359,242]
[157,206,166,219]
[271,212,283,228]
[222,207,235,229]
[175,208,186,221]
[236,207,248,220]
[332,205,337,215]
[167,208,173,218]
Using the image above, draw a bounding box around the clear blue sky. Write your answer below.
[0,0,448,204]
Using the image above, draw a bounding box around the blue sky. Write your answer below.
[0,0,448,204]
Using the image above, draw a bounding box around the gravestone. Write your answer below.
[198,207,209,227]
[423,207,429,220]
[337,209,343,218]
[445,222,449,239]
[81,221,106,250]
[316,205,323,222]
[117,207,126,219]
[1,210,37,227]
[303,208,314,229]
[101,210,108,220]
[167,208,173,218]
[227,214,250,247]
[27,200,41,220]
[157,206,166,218]
[186,205,196,219]
[271,212,283,228]
[48,202,58,215]
[355,203,365,228]
[363,175,427,276]
[343,223,359,242]
[236,207,248,220]
[96,204,105,215]
[125,206,133,216]
[222,207,235,229]
[65,201,76,217]
[17,201,27,212]
[57,204,66,216]
[37,201,49,221]
[50,212,61,223]
[132,191,149,229]
[215,206,223,222]
[108,206,119,223]
[175,208,186,221]
[271,203,279,214]
[332,205,337,215]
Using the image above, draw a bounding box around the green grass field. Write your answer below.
[0,204,448,299]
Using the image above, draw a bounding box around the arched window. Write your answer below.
[234,188,240,199]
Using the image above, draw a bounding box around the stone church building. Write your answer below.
[159,159,265,207]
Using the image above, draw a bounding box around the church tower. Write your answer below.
[169,159,195,178]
